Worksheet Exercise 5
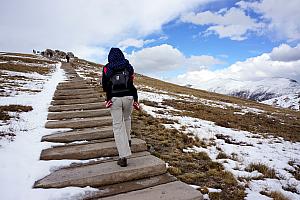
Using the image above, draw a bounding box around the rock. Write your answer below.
[48,102,106,112]
[40,138,147,160]
[47,109,110,120]
[56,84,92,90]
[34,155,167,188]
[45,116,112,129]
[97,181,203,200]
[50,97,103,105]
[52,93,100,100]
[41,126,114,143]
[67,52,75,58]
[55,50,66,58]
[45,49,54,58]
[83,174,177,199]
[54,88,97,96]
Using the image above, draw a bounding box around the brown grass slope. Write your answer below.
[70,57,246,199]
[0,52,57,140]
[134,74,300,142]
[70,57,300,199]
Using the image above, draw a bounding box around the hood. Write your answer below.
[108,48,125,63]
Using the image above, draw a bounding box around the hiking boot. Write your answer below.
[117,157,127,167]
[129,140,131,147]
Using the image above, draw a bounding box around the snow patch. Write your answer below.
[0,63,99,200]
[139,88,300,199]
[263,93,300,110]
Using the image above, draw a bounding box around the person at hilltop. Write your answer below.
[66,54,70,63]
[102,47,140,167]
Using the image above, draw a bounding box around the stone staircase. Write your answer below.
[33,63,203,200]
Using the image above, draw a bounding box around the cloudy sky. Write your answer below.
[1,0,300,85]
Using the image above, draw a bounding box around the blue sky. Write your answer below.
[1,0,300,83]
[134,19,277,68]
[117,0,300,83]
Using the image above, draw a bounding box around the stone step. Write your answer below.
[70,76,84,80]
[82,174,177,199]
[50,97,103,105]
[47,109,110,120]
[40,138,147,160]
[41,127,113,143]
[65,71,77,73]
[33,155,166,188]
[45,116,112,129]
[97,181,203,200]
[58,81,85,86]
[61,76,84,80]
[62,74,81,77]
[57,81,88,86]
[62,66,75,69]
[43,132,116,144]
[65,151,150,170]
[56,85,92,90]
[54,88,96,96]
[57,80,88,87]
[48,102,106,112]
[54,91,104,97]
[65,78,81,81]
[53,93,100,100]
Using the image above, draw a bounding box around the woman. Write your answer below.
[102,48,140,167]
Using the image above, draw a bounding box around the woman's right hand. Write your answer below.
[105,100,112,108]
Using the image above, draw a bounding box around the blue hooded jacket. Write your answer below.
[102,48,138,101]
[106,48,134,77]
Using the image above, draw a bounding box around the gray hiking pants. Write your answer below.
[110,96,133,158]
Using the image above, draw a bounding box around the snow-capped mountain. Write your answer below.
[194,77,300,110]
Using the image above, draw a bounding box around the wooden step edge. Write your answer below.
[82,173,177,200]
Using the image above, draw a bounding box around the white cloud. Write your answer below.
[159,35,169,40]
[0,0,211,60]
[185,55,222,70]
[181,0,300,42]
[175,69,219,84]
[237,0,300,41]
[181,7,263,40]
[127,44,221,77]
[270,44,300,62]
[223,53,300,81]
[172,43,300,86]
[128,44,185,73]
[117,38,155,50]
[73,46,107,64]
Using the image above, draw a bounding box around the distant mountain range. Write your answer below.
[190,77,300,110]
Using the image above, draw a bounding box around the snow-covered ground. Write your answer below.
[0,70,48,97]
[198,78,300,98]
[0,54,50,60]
[0,63,97,200]
[182,77,300,111]
[138,87,300,200]
[0,54,58,98]
[263,94,300,110]
[137,85,265,115]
